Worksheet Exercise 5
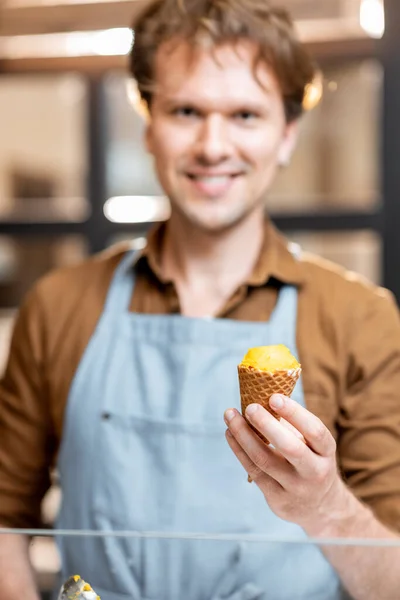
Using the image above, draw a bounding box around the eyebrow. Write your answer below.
[159,96,270,114]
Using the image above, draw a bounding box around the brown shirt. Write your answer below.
[1,220,400,531]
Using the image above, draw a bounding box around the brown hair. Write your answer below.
[129,0,316,123]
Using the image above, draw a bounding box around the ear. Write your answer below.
[277,120,299,167]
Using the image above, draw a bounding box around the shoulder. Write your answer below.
[16,243,133,354]
[296,249,400,361]
[32,242,131,311]
[299,250,397,317]
[295,251,400,408]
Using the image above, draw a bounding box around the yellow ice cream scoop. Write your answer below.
[240,344,300,372]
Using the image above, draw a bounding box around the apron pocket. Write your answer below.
[93,411,255,533]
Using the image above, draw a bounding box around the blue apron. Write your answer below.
[56,248,345,599]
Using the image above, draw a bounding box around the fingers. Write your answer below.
[225,399,336,480]
[224,409,294,486]
[240,403,314,475]
[269,395,336,457]
[280,418,306,442]
[225,429,283,491]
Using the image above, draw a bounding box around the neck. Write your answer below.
[161,210,265,317]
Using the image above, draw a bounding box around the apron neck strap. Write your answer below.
[268,241,301,353]
[103,249,138,314]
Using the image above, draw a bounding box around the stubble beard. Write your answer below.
[169,192,265,236]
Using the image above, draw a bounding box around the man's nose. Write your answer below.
[195,114,232,164]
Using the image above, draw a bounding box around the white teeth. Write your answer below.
[191,176,231,183]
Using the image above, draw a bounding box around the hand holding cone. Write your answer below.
[237,345,302,482]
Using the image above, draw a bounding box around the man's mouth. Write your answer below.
[185,173,241,197]
[187,173,240,180]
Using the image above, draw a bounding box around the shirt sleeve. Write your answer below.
[0,286,54,528]
[338,287,400,532]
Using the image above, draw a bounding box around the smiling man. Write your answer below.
[1,1,400,599]
[144,40,296,237]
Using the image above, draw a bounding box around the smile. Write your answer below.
[186,174,241,197]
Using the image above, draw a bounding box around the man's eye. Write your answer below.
[173,107,199,118]
[234,111,258,121]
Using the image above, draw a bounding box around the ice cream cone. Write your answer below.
[237,345,302,482]
[238,364,301,441]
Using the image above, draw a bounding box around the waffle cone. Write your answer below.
[238,364,301,453]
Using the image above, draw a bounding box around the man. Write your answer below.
[0,0,400,598]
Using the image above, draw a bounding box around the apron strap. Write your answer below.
[103,248,139,314]
[268,241,301,355]
[269,284,298,346]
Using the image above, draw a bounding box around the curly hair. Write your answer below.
[129,0,316,122]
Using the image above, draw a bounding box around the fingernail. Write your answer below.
[224,409,236,423]
[270,394,284,409]
[246,404,259,417]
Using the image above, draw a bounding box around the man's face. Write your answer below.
[145,39,297,233]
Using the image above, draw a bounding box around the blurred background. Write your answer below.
[0,0,399,596]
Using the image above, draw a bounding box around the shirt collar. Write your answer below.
[246,218,305,287]
[135,218,305,287]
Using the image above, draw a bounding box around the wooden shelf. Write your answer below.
[0,0,380,73]
[0,0,143,36]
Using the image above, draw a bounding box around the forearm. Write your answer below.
[0,532,39,600]
[305,487,400,600]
